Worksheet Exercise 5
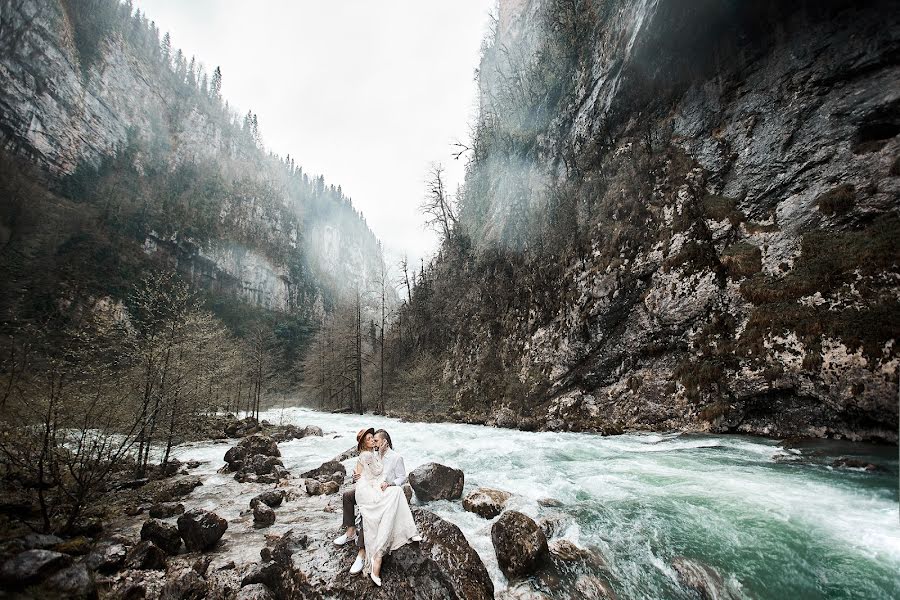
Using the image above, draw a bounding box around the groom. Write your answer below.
[333,428,408,575]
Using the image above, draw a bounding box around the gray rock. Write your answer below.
[85,537,129,573]
[22,533,63,550]
[141,519,182,555]
[0,549,72,587]
[149,502,185,518]
[301,425,323,437]
[237,583,276,600]
[238,434,280,458]
[491,511,548,578]
[463,487,511,518]
[154,476,202,502]
[672,556,739,600]
[124,540,167,570]
[299,460,346,479]
[240,561,283,590]
[250,490,286,509]
[160,566,208,600]
[253,503,276,528]
[408,462,465,501]
[304,478,322,495]
[44,564,96,599]
[177,508,228,552]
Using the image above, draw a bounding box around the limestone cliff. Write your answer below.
[0,0,383,314]
[399,0,899,442]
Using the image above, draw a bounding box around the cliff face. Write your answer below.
[0,0,383,314]
[407,0,899,441]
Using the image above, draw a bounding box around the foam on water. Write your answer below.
[165,407,900,599]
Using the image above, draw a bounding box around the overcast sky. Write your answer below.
[134,0,496,268]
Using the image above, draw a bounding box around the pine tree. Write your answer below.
[211,66,222,98]
[161,32,171,66]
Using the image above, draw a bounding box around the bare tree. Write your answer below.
[420,163,458,242]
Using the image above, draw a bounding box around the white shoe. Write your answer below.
[333,532,357,546]
[370,573,382,587]
[349,555,365,575]
[411,535,422,542]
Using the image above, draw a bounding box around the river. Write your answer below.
[166,407,900,599]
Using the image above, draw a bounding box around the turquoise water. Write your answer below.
[173,408,900,599]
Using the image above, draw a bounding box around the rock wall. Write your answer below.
[0,0,384,314]
[423,0,899,441]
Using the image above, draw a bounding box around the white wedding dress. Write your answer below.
[355,450,420,572]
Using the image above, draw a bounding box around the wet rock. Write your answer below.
[537,497,564,507]
[408,462,465,501]
[193,555,213,576]
[402,483,414,503]
[300,460,346,479]
[832,457,882,472]
[241,561,283,590]
[225,416,261,438]
[177,509,228,552]
[238,434,280,458]
[23,533,63,549]
[149,502,185,518]
[224,445,248,470]
[259,529,308,566]
[491,510,548,577]
[186,460,202,469]
[672,556,738,600]
[44,564,96,599]
[113,477,150,491]
[124,504,145,516]
[217,560,237,571]
[85,537,130,573]
[573,574,617,599]
[330,446,359,463]
[253,503,276,528]
[250,490,286,509]
[160,566,208,600]
[154,476,202,502]
[304,479,322,495]
[141,519,182,555]
[463,487,511,518]
[52,536,91,555]
[124,540,168,570]
[267,424,302,443]
[290,507,492,599]
[494,407,519,428]
[237,583,276,600]
[69,517,104,537]
[537,512,571,539]
[321,480,340,495]
[0,549,72,587]
[301,425,323,437]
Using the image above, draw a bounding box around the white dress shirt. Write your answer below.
[380,448,407,487]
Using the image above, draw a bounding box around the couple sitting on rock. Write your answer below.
[333,427,421,586]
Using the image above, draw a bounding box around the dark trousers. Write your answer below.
[342,488,364,548]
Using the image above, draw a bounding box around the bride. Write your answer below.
[354,428,421,586]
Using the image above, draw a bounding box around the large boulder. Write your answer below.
[463,487,511,518]
[160,566,209,600]
[44,564,96,599]
[0,549,72,587]
[154,476,202,502]
[225,416,261,438]
[289,507,493,599]
[177,509,228,552]
[299,460,345,479]
[241,561,283,590]
[124,540,168,570]
[239,434,280,458]
[141,519,182,555]
[22,533,63,550]
[408,462,464,501]
[321,480,340,495]
[250,490,286,509]
[85,536,129,573]
[301,425,323,437]
[330,446,358,463]
[253,503,276,529]
[491,510,548,578]
[672,556,740,600]
[149,502,185,518]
